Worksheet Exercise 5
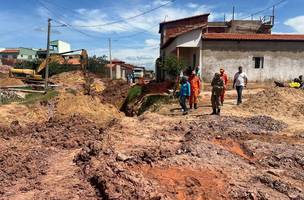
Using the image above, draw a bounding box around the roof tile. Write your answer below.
[202,33,304,41]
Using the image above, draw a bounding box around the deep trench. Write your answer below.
[89,176,109,200]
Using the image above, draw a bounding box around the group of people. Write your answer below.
[179,66,248,115]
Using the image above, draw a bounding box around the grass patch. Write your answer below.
[138,95,170,115]
[66,88,78,96]
[127,85,143,103]
[0,94,21,105]
[21,90,59,105]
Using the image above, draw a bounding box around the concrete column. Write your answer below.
[199,41,204,92]
[199,47,203,80]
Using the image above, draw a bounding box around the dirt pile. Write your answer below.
[0,115,113,149]
[0,115,103,199]
[50,71,120,125]
[0,77,24,86]
[0,103,49,126]
[55,92,121,125]
[242,87,304,117]
[50,70,86,90]
[0,65,11,74]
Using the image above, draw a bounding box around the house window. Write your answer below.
[253,57,264,69]
[21,54,23,57]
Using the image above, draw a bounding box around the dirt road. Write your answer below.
[0,74,303,199]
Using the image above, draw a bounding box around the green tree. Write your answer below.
[161,55,186,77]
[87,55,110,77]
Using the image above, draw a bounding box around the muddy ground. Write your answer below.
[0,73,303,200]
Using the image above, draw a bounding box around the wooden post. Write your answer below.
[45,18,51,91]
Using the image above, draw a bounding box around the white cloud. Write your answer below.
[187,3,199,9]
[74,2,220,69]
[284,16,304,33]
[90,45,159,70]
[72,3,215,34]
[153,0,171,6]
[72,9,133,33]
[145,39,159,46]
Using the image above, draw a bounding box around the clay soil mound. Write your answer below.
[56,92,121,125]
[0,103,49,126]
[0,115,110,149]
[50,70,86,90]
[241,88,304,117]
[0,77,24,86]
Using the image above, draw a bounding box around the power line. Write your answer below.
[72,0,176,27]
[37,0,161,42]
[37,0,108,40]
[41,0,155,35]
[240,0,287,20]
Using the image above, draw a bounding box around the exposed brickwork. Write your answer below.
[206,26,227,33]
[160,14,209,46]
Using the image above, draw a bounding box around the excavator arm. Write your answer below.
[9,49,88,81]
[36,55,66,73]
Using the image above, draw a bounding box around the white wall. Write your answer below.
[176,29,202,48]
[164,29,202,56]
[201,40,304,82]
[116,64,121,79]
[57,41,71,53]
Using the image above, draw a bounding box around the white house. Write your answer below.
[157,14,304,82]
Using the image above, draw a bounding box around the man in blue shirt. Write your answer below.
[179,76,191,115]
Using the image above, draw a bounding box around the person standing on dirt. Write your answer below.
[179,76,191,115]
[189,70,201,110]
[211,73,224,115]
[220,68,228,105]
[233,66,248,105]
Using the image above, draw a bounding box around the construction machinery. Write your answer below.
[9,49,88,81]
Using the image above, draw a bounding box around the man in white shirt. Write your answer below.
[233,66,248,105]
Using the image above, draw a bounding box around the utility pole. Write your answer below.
[45,18,51,91]
[272,5,275,26]
[109,38,112,79]
[232,6,235,21]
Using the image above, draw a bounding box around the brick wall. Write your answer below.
[160,15,208,45]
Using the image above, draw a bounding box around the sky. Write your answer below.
[0,0,303,70]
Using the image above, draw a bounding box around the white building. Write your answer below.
[157,14,304,82]
[50,40,71,53]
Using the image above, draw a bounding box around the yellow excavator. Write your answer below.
[9,49,88,81]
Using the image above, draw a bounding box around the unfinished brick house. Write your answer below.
[157,14,304,82]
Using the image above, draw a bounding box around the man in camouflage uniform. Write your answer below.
[211,73,224,115]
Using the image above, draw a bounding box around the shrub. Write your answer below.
[160,55,186,77]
